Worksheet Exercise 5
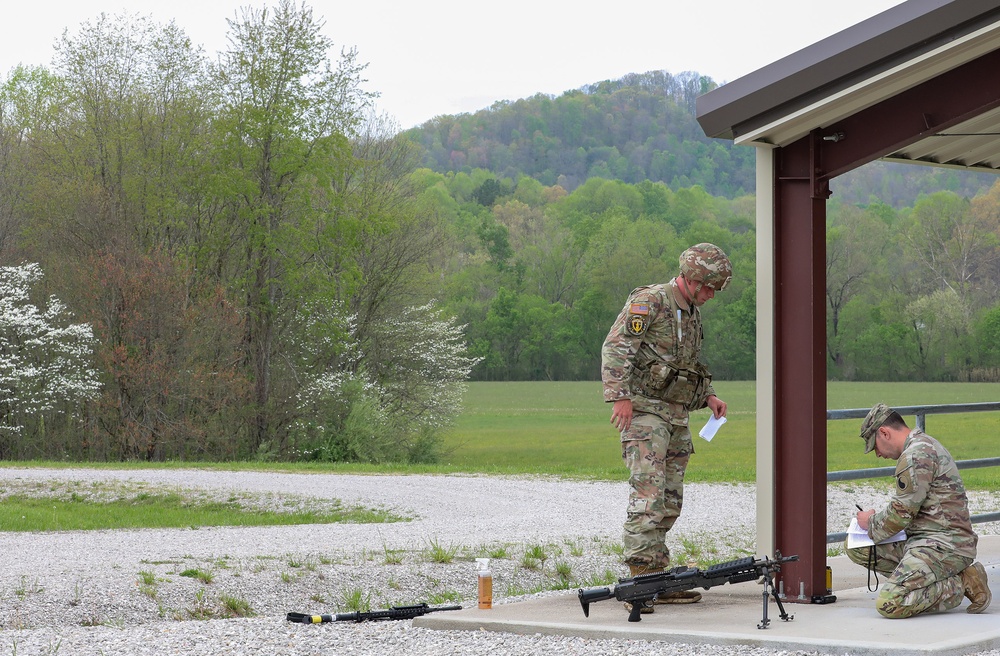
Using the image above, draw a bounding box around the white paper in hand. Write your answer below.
[698,415,727,441]
[846,517,906,549]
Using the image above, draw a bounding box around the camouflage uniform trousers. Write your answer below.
[621,412,692,570]
[846,540,972,618]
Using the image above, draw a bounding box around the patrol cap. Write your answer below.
[859,403,893,453]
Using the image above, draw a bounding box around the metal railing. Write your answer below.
[825,402,1000,544]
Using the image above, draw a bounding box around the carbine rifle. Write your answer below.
[287,603,462,624]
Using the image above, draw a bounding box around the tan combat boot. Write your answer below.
[655,579,702,605]
[628,563,702,606]
[655,589,702,604]
[643,563,702,604]
[624,564,656,614]
[960,561,992,614]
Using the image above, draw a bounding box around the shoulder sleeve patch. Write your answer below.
[626,314,648,336]
[895,466,915,495]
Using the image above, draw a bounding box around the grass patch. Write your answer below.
[582,568,620,587]
[552,560,573,588]
[427,589,462,604]
[220,594,255,618]
[339,587,371,612]
[0,492,405,532]
[524,543,549,566]
[486,545,511,560]
[383,545,405,565]
[424,538,461,564]
[179,568,215,584]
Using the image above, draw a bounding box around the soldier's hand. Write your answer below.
[706,395,727,419]
[611,399,633,432]
[857,509,875,530]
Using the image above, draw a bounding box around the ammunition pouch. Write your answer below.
[634,361,712,410]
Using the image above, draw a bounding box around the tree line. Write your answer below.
[1,2,998,465]
[414,170,1000,384]
[0,3,475,462]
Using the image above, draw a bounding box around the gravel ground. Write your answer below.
[1,468,998,656]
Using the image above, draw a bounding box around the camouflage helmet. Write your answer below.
[679,243,732,291]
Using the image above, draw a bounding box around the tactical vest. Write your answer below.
[627,285,711,410]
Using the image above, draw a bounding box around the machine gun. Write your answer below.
[578,553,798,628]
[287,603,461,624]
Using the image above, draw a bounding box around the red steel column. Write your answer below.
[771,131,829,602]
[752,44,1000,604]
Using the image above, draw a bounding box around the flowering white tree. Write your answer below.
[0,263,101,442]
[366,301,482,428]
[292,301,480,463]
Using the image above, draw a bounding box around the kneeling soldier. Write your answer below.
[848,403,991,618]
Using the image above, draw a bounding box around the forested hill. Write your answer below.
[404,70,995,205]
[404,71,753,198]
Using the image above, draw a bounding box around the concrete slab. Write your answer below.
[415,536,1000,656]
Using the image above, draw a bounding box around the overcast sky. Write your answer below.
[2,0,905,130]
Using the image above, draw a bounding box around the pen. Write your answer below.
[855,504,864,512]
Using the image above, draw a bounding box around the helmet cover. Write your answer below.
[679,243,732,291]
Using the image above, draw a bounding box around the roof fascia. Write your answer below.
[732,16,1000,147]
[697,0,1000,140]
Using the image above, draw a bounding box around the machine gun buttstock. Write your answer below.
[577,586,615,617]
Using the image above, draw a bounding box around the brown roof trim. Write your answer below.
[697,0,1000,141]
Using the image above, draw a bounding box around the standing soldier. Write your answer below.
[850,403,991,618]
[601,243,731,612]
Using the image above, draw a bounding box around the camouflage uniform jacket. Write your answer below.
[601,279,716,427]
[868,430,977,559]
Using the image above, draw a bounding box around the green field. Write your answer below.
[2,380,996,533]
[441,381,1000,488]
